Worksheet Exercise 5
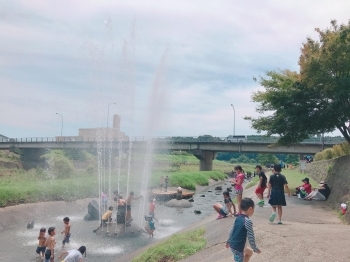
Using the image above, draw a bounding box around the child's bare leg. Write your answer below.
[277,206,283,221]
[237,194,242,213]
[244,247,253,262]
[232,203,237,214]
[213,203,222,214]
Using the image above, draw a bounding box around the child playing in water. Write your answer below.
[149,199,158,221]
[144,215,155,237]
[125,191,142,226]
[226,198,261,262]
[213,191,237,218]
[44,227,56,262]
[36,227,46,259]
[93,206,113,233]
[61,217,71,247]
[58,245,86,262]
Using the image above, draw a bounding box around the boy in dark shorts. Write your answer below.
[267,164,290,224]
[125,191,142,226]
[213,191,237,218]
[36,227,46,259]
[61,216,71,247]
[44,227,56,262]
[226,198,261,262]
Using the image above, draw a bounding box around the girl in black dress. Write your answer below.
[267,164,290,224]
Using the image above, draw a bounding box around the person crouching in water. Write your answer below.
[93,206,113,233]
[144,215,155,237]
[213,191,237,218]
[226,198,261,262]
[58,245,86,262]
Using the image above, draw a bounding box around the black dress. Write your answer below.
[268,174,288,206]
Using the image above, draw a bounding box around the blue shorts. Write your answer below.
[219,208,228,216]
[230,248,244,262]
[62,233,71,245]
[36,246,46,254]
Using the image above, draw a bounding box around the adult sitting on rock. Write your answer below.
[293,178,312,196]
[304,181,331,201]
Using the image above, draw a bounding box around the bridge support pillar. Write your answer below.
[192,150,216,171]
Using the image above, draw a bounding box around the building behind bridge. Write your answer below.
[56,114,129,142]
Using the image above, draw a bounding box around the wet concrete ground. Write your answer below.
[0,181,230,262]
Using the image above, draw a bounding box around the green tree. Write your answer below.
[245,21,350,145]
[286,154,299,165]
[257,154,278,165]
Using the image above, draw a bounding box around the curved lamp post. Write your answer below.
[230,104,235,136]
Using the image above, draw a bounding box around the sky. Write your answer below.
[1,0,350,139]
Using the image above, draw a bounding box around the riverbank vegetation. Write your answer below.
[132,228,206,262]
[314,142,350,161]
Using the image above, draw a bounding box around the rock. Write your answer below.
[224,183,227,185]
[227,188,232,192]
[88,200,100,220]
[215,186,222,190]
[27,220,34,229]
[194,210,201,214]
[200,195,205,197]
[208,190,212,192]
[165,199,193,208]
[83,213,91,221]
[188,198,194,202]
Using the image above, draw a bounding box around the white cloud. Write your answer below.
[1,0,349,138]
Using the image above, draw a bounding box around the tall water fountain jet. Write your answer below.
[138,47,170,226]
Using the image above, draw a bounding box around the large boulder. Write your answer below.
[87,200,100,220]
[83,213,92,221]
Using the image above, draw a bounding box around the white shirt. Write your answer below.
[64,249,83,262]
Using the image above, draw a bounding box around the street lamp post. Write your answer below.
[230,104,235,136]
[55,113,63,137]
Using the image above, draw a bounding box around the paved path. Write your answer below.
[180,186,350,262]
[117,185,350,262]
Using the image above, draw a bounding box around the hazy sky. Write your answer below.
[1,1,350,139]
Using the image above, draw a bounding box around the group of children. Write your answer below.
[222,163,292,262]
[94,190,157,238]
[36,217,86,261]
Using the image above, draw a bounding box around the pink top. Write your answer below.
[234,173,245,190]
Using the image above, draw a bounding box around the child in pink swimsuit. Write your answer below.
[232,165,245,214]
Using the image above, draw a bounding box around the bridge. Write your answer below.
[0,136,339,170]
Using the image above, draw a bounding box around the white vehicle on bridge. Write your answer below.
[225,135,247,143]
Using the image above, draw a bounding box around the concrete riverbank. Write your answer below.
[120,186,350,262]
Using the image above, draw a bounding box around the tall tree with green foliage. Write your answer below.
[257,154,279,165]
[245,20,350,145]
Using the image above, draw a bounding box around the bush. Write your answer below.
[229,158,238,163]
[322,148,334,160]
[41,151,75,179]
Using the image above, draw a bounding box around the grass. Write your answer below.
[132,228,206,262]
[245,176,259,189]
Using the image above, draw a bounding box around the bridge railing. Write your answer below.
[0,136,346,144]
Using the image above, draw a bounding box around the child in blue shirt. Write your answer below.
[144,215,155,238]
[226,198,261,262]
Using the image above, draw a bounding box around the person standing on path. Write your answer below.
[232,165,245,214]
[255,165,267,206]
[226,198,261,262]
[267,164,290,224]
